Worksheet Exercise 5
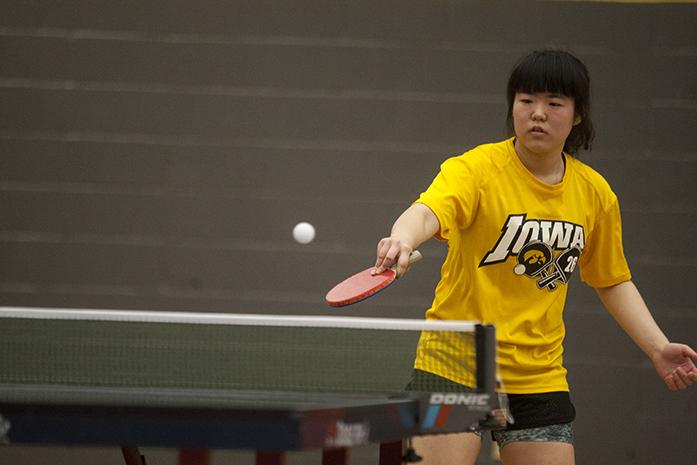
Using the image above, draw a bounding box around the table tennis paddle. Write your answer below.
[325,251,423,307]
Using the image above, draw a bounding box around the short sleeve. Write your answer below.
[415,156,479,241]
[579,197,632,288]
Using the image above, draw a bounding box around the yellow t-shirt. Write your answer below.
[414,138,631,394]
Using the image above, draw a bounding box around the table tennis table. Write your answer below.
[0,307,500,465]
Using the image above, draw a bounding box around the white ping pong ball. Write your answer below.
[292,222,316,244]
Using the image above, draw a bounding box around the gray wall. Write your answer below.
[1,1,696,464]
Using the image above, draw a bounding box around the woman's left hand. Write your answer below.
[652,343,697,391]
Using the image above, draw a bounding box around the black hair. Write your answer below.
[506,49,595,155]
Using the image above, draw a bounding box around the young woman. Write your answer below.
[373,50,697,465]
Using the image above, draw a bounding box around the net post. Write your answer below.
[474,324,496,394]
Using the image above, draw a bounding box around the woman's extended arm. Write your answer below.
[596,280,697,391]
[374,203,440,278]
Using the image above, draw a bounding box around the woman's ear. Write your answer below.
[573,114,582,126]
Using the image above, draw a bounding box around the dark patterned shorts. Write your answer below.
[406,370,576,446]
[493,422,574,448]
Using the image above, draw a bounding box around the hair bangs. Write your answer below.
[510,51,583,98]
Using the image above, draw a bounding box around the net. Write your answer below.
[0,307,480,397]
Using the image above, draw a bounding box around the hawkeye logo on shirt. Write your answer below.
[480,214,585,291]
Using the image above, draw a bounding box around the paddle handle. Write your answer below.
[389,250,423,271]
